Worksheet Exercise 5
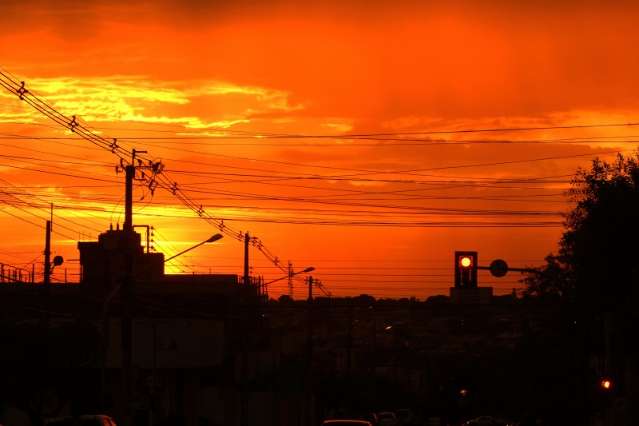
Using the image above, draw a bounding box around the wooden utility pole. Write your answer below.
[244,232,250,285]
[306,276,314,426]
[121,163,135,426]
[44,220,51,289]
[306,276,313,360]
[43,220,52,327]
[288,261,294,298]
[346,299,353,376]
[307,276,314,363]
[120,149,150,426]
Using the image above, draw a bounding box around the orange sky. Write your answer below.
[1,0,639,298]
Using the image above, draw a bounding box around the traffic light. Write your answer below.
[454,251,478,288]
[593,375,617,408]
[599,377,613,392]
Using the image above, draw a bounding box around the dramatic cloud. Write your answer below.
[0,76,299,129]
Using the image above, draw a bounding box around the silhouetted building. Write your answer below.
[77,227,255,298]
[449,287,493,304]
[78,226,164,291]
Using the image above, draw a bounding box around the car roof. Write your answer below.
[45,415,116,426]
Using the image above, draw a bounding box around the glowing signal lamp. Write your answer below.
[459,388,468,397]
[454,251,478,288]
[600,378,613,391]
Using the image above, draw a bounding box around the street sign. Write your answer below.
[489,259,508,277]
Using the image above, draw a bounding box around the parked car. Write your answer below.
[44,415,117,426]
[462,416,509,426]
[321,421,373,426]
[396,408,417,425]
[377,411,398,426]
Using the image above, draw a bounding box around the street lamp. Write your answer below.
[265,266,315,285]
[164,233,223,263]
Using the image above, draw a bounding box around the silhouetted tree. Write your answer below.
[353,294,376,306]
[523,253,575,300]
[524,152,639,313]
[277,294,293,304]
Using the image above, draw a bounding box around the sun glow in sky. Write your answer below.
[1,0,639,298]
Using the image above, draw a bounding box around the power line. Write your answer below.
[0,162,120,183]
[0,69,295,275]
[9,118,636,138]
[0,177,104,234]
[3,126,639,142]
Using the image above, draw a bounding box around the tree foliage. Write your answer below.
[524,152,639,311]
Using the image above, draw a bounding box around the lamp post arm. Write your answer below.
[265,275,288,286]
[265,269,311,286]
[164,240,208,263]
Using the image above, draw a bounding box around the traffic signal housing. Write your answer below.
[454,251,478,288]
[593,375,618,408]
[600,378,613,391]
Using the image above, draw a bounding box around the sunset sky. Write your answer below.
[1,0,639,298]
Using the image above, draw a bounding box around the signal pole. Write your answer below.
[307,276,314,363]
[288,261,293,298]
[306,276,314,426]
[41,219,52,335]
[346,299,353,377]
[244,232,250,285]
[44,220,51,289]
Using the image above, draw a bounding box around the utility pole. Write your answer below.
[307,276,314,363]
[346,299,353,377]
[42,219,52,324]
[121,163,135,426]
[124,164,134,231]
[244,232,250,285]
[306,276,314,426]
[44,220,51,289]
[40,218,52,370]
[121,149,147,426]
[288,261,293,298]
